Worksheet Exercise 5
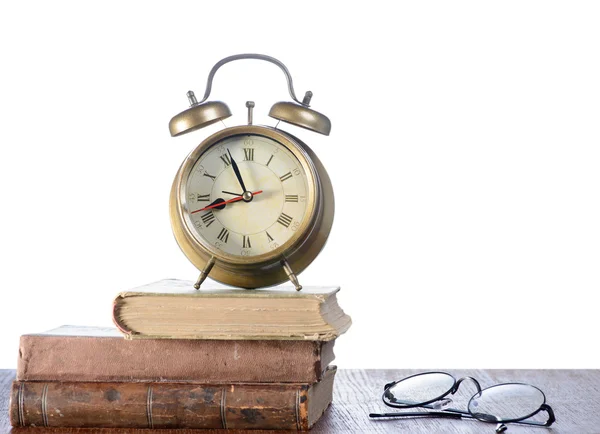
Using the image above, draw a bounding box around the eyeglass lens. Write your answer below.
[468,383,545,423]
[385,372,455,406]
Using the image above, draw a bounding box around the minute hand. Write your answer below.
[227,148,247,192]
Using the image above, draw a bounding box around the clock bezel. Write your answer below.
[175,125,318,265]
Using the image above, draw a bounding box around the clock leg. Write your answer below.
[281,260,302,291]
[194,257,216,289]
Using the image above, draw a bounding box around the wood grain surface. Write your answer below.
[2,368,599,433]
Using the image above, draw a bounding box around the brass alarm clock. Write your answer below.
[168,54,334,290]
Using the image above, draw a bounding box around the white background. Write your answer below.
[1,1,599,369]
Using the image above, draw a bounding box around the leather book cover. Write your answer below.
[17,326,335,384]
[10,367,336,430]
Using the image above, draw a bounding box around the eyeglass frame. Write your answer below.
[370,371,556,430]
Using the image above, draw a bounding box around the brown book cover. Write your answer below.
[10,367,336,430]
[113,279,352,341]
[18,326,335,384]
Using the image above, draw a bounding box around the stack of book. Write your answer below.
[10,279,351,430]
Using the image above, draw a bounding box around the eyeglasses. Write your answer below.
[369,372,555,433]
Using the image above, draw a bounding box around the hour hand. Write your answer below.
[207,198,226,210]
[190,191,263,214]
[192,198,226,214]
[227,148,248,193]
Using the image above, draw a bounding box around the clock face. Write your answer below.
[184,134,310,258]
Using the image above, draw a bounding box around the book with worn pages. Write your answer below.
[17,325,335,384]
[112,279,352,341]
[10,367,337,430]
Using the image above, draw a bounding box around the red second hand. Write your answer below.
[191,190,263,214]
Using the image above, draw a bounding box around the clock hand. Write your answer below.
[195,198,226,213]
[227,148,248,194]
[191,190,263,214]
[222,190,244,196]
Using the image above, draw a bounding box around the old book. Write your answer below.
[113,279,352,341]
[17,325,335,384]
[10,367,336,430]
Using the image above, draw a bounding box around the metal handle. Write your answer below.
[197,53,311,107]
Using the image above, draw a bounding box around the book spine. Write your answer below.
[10,381,310,430]
[17,335,331,384]
[112,295,134,337]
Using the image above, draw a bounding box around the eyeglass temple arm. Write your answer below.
[492,404,557,428]
[369,411,463,420]
[542,404,556,426]
[383,381,396,389]
[516,404,554,427]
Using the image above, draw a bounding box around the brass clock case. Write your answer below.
[169,125,334,289]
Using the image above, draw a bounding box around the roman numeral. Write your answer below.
[277,213,293,228]
[204,172,216,181]
[217,228,229,243]
[243,148,254,161]
[285,194,299,202]
[200,211,215,227]
[266,155,274,166]
[243,235,251,248]
[197,194,210,202]
[220,154,231,167]
[266,232,274,242]
[280,172,293,182]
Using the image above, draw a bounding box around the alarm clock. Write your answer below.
[168,54,334,290]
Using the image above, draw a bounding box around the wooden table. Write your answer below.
[2,368,599,433]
